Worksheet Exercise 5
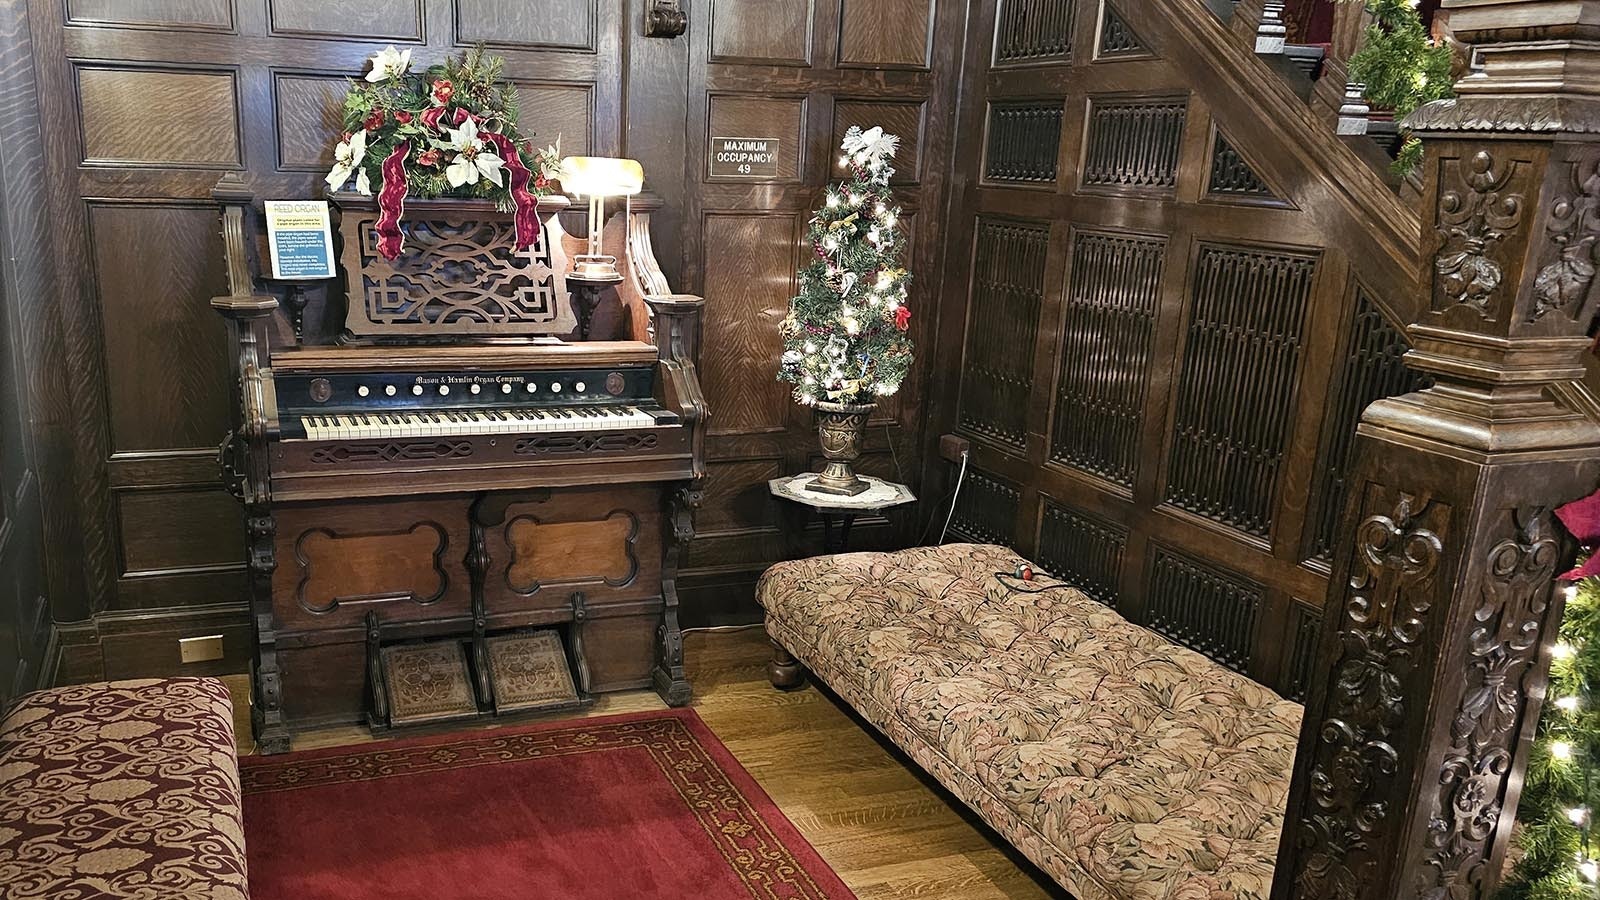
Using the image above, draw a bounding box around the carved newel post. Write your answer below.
[1272,3,1600,896]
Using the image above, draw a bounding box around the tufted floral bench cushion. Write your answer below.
[757,543,1303,900]
[0,677,248,899]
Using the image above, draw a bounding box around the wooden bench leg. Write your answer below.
[767,639,806,690]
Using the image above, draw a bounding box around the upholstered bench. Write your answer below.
[757,543,1303,900]
[0,677,249,899]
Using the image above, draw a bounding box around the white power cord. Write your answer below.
[938,449,970,545]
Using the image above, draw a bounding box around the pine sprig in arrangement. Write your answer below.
[778,127,914,406]
[1499,569,1600,899]
[325,44,562,259]
[1345,0,1454,174]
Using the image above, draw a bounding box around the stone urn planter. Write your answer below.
[806,401,875,496]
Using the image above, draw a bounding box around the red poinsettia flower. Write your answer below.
[894,306,911,331]
[393,109,413,125]
[534,174,549,190]
[417,148,442,167]
[363,109,386,131]
[432,78,454,106]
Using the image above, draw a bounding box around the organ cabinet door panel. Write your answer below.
[213,182,707,753]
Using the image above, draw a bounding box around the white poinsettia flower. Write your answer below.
[365,45,412,83]
[324,129,367,191]
[355,168,371,196]
[436,118,506,187]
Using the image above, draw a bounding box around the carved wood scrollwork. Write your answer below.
[1532,150,1600,322]
[1416,507,1560,898]
[1433,150,1526,316]
[644,0,686,37]
[1294,492,1444,897]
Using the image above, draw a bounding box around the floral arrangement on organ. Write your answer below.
[778,126,913,405]
[323,45,563,261]
[1499,491,1600,899]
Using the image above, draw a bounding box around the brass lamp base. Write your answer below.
[569,254,623,284]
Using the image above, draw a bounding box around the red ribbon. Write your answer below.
[484,132,538,252]
[374,140,410,261]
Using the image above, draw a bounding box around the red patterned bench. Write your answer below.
[0,677,249,899]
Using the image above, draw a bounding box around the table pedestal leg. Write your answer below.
[821,513,856,554]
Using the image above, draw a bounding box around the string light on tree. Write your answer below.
[777,126,913,406]
[1501,489,1600,899]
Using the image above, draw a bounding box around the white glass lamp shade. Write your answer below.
[560,157,644,198]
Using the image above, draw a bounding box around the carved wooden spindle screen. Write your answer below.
[994,0,1075,64]
[984,102,1065,183]
[1281,600,1322,702]
[949,469,1021,545]
[959,219,1049,449]
[1036,501,1126,607]
[931,0,1428,691]
[1051,229,1163,487]
[1206,132,1277,198]
[1164,244,1317,538]
[1081,96,1188,192]
[1304,288,1428,562]
[1145,545,1262,672]
[1097,5,1147,57]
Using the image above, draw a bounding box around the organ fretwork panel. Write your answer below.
[931,0,1427,694]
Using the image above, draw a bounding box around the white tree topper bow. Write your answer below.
[840,126,899,168]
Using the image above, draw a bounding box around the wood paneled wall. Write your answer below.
[20,0,965,678]
[929,0,1428,698]
[0,0,59,700]
[674,0,961,616]
[24,0,634,681]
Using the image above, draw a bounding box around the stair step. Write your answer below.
[1283,43,1327,80]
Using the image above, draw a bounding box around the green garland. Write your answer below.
[1498,570,1600,899]
[1345,0,1454,174]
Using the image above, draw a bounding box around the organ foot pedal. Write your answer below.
[366,599,593,731]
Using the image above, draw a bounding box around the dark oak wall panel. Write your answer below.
[993,0,1074,65]
[838,0,932,68]
[273,72,348,171]
[706,94,806,182]
[89,203,230,453]
[77,67,240,168]
[710,0,813,64]
[269,0,421,40]
[516,83,593,156]
[456,0,595,50]
[67,0,233,30]
[700,213,797,436]
[118,489,243,573]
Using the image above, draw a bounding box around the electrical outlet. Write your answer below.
[939,433,971,464]
[179,634,225,664]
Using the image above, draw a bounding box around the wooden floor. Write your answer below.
[228,627,1065,900]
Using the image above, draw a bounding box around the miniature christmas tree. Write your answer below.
[778,126,913,408]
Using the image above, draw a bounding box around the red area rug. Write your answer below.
[241,709,855,900]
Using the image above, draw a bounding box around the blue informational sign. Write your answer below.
[265,200,336,280]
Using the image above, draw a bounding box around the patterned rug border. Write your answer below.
[241,708,856,900]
